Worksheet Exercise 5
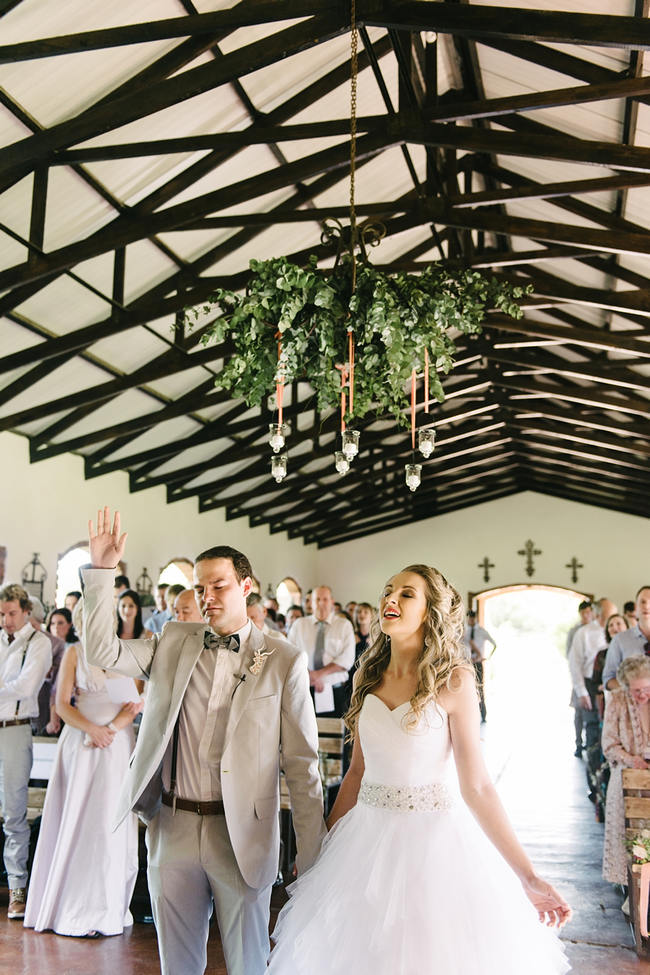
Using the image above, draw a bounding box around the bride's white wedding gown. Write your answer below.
[268,693,570,974]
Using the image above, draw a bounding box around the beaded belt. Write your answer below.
[358,780,453,812]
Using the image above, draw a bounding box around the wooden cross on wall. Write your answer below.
[518,539,541,578]
[565,556,583,585]
[478,556,495,584]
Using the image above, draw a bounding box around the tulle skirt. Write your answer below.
[268,794,570,975]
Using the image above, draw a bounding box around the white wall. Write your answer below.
[315,491,650,610]
[0,431,317,607]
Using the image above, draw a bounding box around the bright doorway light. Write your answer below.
[56,545,89,608]
[478,588,583,774]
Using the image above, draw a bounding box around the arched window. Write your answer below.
[158,557,194,588]
[56,542,90,608]
[277,577,302,615]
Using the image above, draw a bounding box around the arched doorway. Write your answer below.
[466,582,594,766]
[158,557,194,588]
[277,577,302,615]
[55,542,90,607]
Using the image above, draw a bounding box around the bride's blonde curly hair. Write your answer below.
[345,564,473,738]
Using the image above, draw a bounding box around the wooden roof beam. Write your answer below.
[0,3,340,62]
[0,14,346,188]
[429,73,650,123]
[361,2,650,50]
[488,315,650,358]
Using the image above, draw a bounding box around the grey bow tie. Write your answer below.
[204,631,240,652]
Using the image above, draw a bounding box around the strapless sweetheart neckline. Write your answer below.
[367,693,411,714]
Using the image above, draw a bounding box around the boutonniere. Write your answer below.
[250,648,276,676]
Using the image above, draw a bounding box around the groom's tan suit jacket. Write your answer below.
[82,569,326,889]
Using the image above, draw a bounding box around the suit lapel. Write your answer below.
[223,624,266,751]
[167,626,206,722]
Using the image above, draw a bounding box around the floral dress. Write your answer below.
[602,689,649,885]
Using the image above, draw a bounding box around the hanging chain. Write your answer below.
[349,0,358,291]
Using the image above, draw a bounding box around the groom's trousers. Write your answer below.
[146,804,272,975]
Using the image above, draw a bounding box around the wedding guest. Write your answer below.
[623,601,638,629]
[302,589,313,616]
[172,588,203,623]
[113,576,130,610]
[565,600,593,656]
[0,584,51,920]
[148,583,171,634]
[569,598,616,753]
[602,655,650,888]
[24,606,142,937]
[591,614,628,719]
[116,589,153,640]
[462,610,496,722]
[247,592,281,638]
[345,601,357,619]
[603,587,650,690]
[29,596,65,735]
[64,591,81,613]
[82,507,325,975]
[566,600,593,758]
[290,585,355,717]
[48,607,79,646]
[354,603,373,655]
[285,604,304,635]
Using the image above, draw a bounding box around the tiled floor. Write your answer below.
[2,705,649,974]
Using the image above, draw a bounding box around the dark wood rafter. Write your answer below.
[0,14,348,189]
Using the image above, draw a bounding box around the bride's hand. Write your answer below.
[522,876,571,928]
[88,506,128,569]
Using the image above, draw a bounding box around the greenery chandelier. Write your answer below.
[187,3,528,493]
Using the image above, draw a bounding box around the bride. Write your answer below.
[268,564,571,974]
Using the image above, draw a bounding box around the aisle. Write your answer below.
[481,638,648,975]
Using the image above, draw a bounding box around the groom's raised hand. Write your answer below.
[88,506,128,569]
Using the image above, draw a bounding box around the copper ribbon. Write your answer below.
[411,368,416,450]
[424,348,430,414]
[276,338,284,426]
[349,331,355,415]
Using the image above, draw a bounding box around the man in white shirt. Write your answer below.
[462,611,496,722]
[564,600,593,757]
[0,584,51,919]
[569,598,616,755]
[289,586,356,716]
[172,588,203,623]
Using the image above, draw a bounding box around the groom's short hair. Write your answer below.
[195,545,253,583]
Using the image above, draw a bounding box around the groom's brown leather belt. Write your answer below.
[162,791,225,816]
[0,718,31,728]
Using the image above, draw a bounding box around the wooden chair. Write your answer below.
[278,716,346,877]
[623,768,650,957]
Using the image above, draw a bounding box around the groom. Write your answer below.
[83,508,326,975]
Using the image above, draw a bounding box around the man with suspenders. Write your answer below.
[0,584,51,919]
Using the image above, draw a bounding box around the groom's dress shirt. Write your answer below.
[161,620,252,802]
[290,612,355,713]
[0,621,51,720]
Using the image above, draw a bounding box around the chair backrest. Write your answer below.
[623,769,650,837]
[279,716,346,811]
[316,716,345,788]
